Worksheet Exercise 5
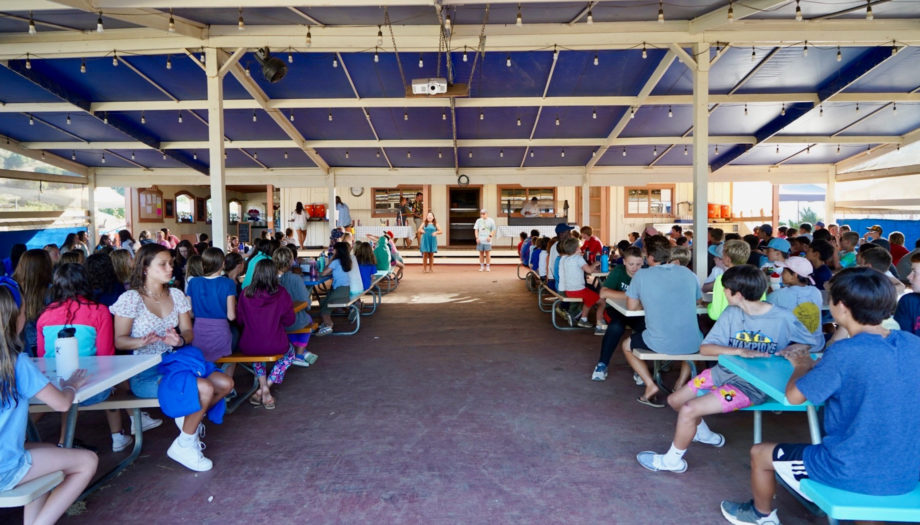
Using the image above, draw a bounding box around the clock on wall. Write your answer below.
[350,187,364,197]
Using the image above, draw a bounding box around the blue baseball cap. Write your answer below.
[0,277,22,308]
[767,237,791,254]
[555,223,575,235]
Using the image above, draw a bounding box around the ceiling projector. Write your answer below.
[411,77,448,95]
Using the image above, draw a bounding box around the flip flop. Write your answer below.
[262,398,276,410]
[637,395,666,408]
[248,394,262,406]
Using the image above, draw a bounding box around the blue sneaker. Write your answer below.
[591,363,608,381]
[719,500,780,525]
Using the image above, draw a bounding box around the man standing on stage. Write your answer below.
[474,208,497,272]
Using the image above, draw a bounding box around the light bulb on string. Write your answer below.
[374,48,379,63]
[96,12,104,33]
[836,46,842,62]
[479,111,484,121]
[866,1,873,20]
[29,115,34,126]
[101,153,106,164]
[375,150,381,158]
[516,117,522,126]
[500,149,504,158]
[445,13,451,31]
[506,55,512,68]
[141,112,146,124]
[744,104,748,116]
[438,150,443,159]
[668,106,673,118]
[345,151,350,159]
[795,0,803,21]
[284,151,288,159]
[463,46,468,62]
[516,4,522,26]
[622,147,627,157]
[555,116,560,126]
[305,26,312,47]
[288,52,293,64]
[714,144,719,154]
[727,1,734,22]
[177,112,183,124]
[530,150,535,158]
[657,0,664,23]
[819,105,823,117]
[166,56,172,70]
[404,111,409,121]
[442,111,447,121]
[836,144,840,153]
[66,114,71,125]
[891,40,898,56]
[684,145,688,155]
[653,146,658,156]
[893,102,897,111]
[751,46,756,62]
[856,102,860,113]
[252,111,257,122]
[290,110,295,122]
[80,59,86,73]
[377,26,383,46]
[193,152,197,160]
[641,43,647,59]
[593,54,599,66]
[328,112,333,122]
[553,45,559,61]
[781,103,786,116]
[468,151,473,159]
[71,151,76,160]
[561,149,565,158]
[776,145,780,154]
[803,41,808,57]
[418,55,423,68]
[587,10,593,24]
[252,152,257,160]
[25,53,31,70]
[592,108,597,119]
[630,107,635,119]
[103,112,108,124]
[238,8,244,30]
[333,57,338,68]
[131,151,135,160]
[28,12,37,35]
[168,10,175,32]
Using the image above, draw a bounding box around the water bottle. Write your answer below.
[55,327,79,382]
[600,254,609,273]
[310,260,318,280]
[770,271,782,292]
[317,253,326,273]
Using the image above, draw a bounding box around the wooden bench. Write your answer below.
[29,394,159,500]
[537,283,585,331]
[631,348,718,390]
[216,353,283,413]
[799,479,920,525]
[0,471,64,509]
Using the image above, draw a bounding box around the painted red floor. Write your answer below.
[8,265,824,524]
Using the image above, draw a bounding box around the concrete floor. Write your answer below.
[7,265,824,524]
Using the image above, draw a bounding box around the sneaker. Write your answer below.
[594,325,606,336]
[131,411,162,434]
[174,417,205,439]
[167,437,213,472]
[478,267,484,272]
[720,500,781,525]
[112,432,134,453]
[303,352,319,365]
[316,325,333,337]
[633,372,645,386]
[591,363,608,381]
[693,432,726,448]
[636,451,687,473]
[291,357,311,368]
[576,318,593,328]
[486,266,491,272]
[554,306,571,326]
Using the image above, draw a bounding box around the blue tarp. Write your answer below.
[835,219,920,247]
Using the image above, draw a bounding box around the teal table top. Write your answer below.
[718,355,814,407]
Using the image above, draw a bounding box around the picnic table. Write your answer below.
[606,296,709,317]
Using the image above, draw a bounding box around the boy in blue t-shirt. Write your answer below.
[894,251,920,336]
[720,267,920,525]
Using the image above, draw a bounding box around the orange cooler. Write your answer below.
[720,205,731,219]
[707,203,721,219]
[312,203,326,219]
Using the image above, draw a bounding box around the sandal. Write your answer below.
[262,397,276,410]
[637,394,666,408]
[248,393,263,406]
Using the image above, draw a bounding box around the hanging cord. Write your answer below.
[466,4,490,88]
[384,7,408,94]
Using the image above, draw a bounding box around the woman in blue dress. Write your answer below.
[418,212,442,273]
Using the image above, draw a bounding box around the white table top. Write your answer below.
[31,354,162,405]
[606,297,708,318]
[356,225,413,239]
[497,225,558,239]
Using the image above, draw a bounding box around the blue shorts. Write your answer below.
[477,242,492,252]
[0,450,32,492]
[772,443,813,502]
[79,387,112,407]
[130,367,161,399]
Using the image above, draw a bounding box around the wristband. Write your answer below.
[177,335,186,348]
[62,385,76,394]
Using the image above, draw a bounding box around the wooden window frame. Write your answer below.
[137,187,164,223]
[228,199,242,224]
[174,191,196,224]
[624,184,676,218]
[496,185,557,218]
[370,185,423,218]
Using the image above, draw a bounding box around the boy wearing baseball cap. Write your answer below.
[760,237,790,276]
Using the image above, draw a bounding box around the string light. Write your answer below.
[463,46,468,62]
[374,47,379,63]
[141,112,146,124]
[252,111,257,122]
[71,151,76,160]
[376,25,383,47]
[530,150,535,158]
[175,111,182,124]
[25,53,31,70]
[418,54,423,68]
[727,1,734,22]
[622,147,627,157]
[836,144,840,153]
[290,110,295,122]
[893,101,897,111]
[819,105,823,117]
[112,51,118,67]
[131,151,135,160]
[653,146,658,156]
[404,111,409,121]
[80,58,86,73]
[592,150,596,158]
[103,112,108,124]
[288,52,293,64]
[333,57,338,68]
[803,41,808,57]
[101,153,106,164]
[560,149,565,158]
[657,0,664,23]
[641,43,648,59]
[305,26,312,47]
[479,111,484,121]
[468,151,473,159]
[806,145,811,154]
[375,149,381,158]
[714,144,718,154]
[866,1,873,21]
[168,9,175,32]
[328,111,333,122]
[444,13,452,31]
[66,114,71,125]
[630,107,635,119]
[29,115,34,126]
[284,151,288,159]
[836,46,842,62]
[28,12,36,35]
[593,54,599,66]
[442,111,447,121]
[200,49,205,63]
[668,106,673,118]
[751,46,756,62]
[553,45,559,61]
[795,0,803,21]
[193,152,198,160]
[438,150,443,159]
[96,12,104,33]
[744,104,748,116]
[499,149,504,158]
[592,108,597,120]
[238,8,245,30]
[587,9,593,24]
[856,102,860,112]
[781,103,786,116]
[684,145,688,155]
[252,152,257,160]
[891,40,898,56]
[776,145,780,154]
[345,151,350,159]
[516,117,522,127]
[166,55,172,70]
[555,116,560,126]
[516,3,523,26]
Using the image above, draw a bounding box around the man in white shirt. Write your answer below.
[521,197,541,218]
[474,209,497,272]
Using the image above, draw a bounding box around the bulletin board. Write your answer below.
[138,188,164,223]
[237,222,251,243]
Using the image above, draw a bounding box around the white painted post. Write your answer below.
[86,169,97,242]
[825,167,836,226]
[206,48,228,251]
[581,173,590,228]
[327,170,337,233]
[692,43,710,284]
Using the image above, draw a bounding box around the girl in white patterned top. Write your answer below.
[110,244,233,472]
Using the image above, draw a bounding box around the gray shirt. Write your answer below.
[279,271,311,331]
[897,248,920,283]
[626,263,702,355]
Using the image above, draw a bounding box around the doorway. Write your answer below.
[448,187,481,246]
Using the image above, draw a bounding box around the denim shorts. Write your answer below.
[130,367,162,399]
[78,387,113,407]
[0,451,32,492]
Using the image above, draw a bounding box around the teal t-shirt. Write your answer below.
[374,238,391,273]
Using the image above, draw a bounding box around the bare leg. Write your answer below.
[297,229,306,249]
[620,338,658,400]
[255,375,269,404]
[104,409,123,434]
[205,371,233,406]
[672,393,723,449]
[485,251,491,265]
[181,378,214,434]
[674,362,692,391]
[750,443,778,515]
[21,443,97,525]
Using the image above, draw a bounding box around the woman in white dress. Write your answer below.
[288,201,309,250]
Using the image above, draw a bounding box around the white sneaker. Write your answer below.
[174,417,205,438]
[479,267,484,272]
[131,411,162,434]
[486,266,491,272]
[167,437,213,472]
[112,432,134,453]
[693,431,726,448]
[636,451,687,473]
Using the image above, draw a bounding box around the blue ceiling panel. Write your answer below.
[237,149,317,169]
[118,55,207,102]
[245,52,356,99]
[836,103,920,136]
[748,1,920,20]
[221,109,290,141]
[455,107,539,139]
[345,52,423,98]
[386,148,454,169]
[467,52,554,98]
[589,1,723,22]
[265,6,434,26]
[367,108,453,140]
[459,147,528,168]
[654,145,694,166]
[453,3,582,25]
[737,46,873,94]
[111,110,208,142]
[291,109,376,140]
[0,113,97,143]
[620,105,691,137]
[708,47,769,94]
[0,67,64,103]
[548,50,666,97]
[172,7,325,26]
[779,102,886,135]
[595,144,693,166]
[107,149,188,169]
[28,58,174,102]
[846,47,920,92]
[524,146,595,167]
[220,71,262,100]
[315,148,388,168]
[533,106,627,139]
[709,103,785,135]
[650,57,692,96]
[46,150,133,168]
[732,143,871,166]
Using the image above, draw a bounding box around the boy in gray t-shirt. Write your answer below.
[636,265,822,474]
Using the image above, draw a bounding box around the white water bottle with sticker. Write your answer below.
[55,327,79,381]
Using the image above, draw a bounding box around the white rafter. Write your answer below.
[45,0,206,39]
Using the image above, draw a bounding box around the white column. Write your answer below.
[581,173,590,227]
[825,167,836,226]
[327,170,337,231]
[86,169,97,242]
[206,47,228,251]
[692,43,710,283]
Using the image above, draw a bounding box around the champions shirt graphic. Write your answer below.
[730,329,778,354]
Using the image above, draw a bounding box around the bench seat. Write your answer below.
[325,275,386,335]
[216,353,283,413]
[536,283,585,331]
[0,471,64,508]
[800,479,920,524]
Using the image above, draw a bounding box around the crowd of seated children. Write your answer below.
[637,264,822,474]
[592,246,645,380]
[720,268,920,525]
[804,239,833,291]
[556,238,604,330]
